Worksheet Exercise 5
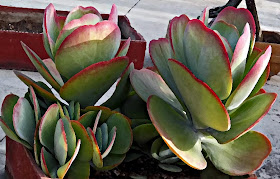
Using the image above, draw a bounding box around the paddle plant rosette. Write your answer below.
[19,3,133,109]
[130,7,277,176]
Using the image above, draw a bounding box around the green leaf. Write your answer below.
[133,123,159,145]
[102,126,117,159]
[82,106,113,124]
[1,94,19,133]
[158,164,182,173]
[55,21,121,79]
[74,102,80,121]
[13,97,35,146]
[201,131,271,176]
[182,19,232,99]
[64,6,102,25]
[116,37,131,57]
[106,113,132,154]
[41,147,59,178]
[66,160,90,179]
[54,119,67,165]
[59,56,129,107]
[100,123,108,153]
[130,68,183,110]
[34,121,42,165]
[42,58,64,86]
[199,7,209,26]
[71,120,93,162]
[147,95,206,170]
[29,86,41,124]
[39,104,60,152]
[168,59,230,131]
[87,127,103,168]
[78,111,97,129]
[97,153,126,171]
[209,93,277,143]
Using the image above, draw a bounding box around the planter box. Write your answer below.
[0,5,146,71]
[255,31,280,76]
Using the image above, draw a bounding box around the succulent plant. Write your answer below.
[130,7,277,176]
[0,3,134,179]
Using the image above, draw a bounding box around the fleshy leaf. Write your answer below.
[97,153,126,171]
[74,102,80,121]
[78,111,97,129]
[64,6,102,25]
[66,160,90,179]
[42,58,64,86]
[168,14,190,61]
[57,139,81,179]
[244,47,263,78]
[13,97,35,146]
[226,46,272,110]
[14,71,57,102]
[149,38,182,99]
[71,120,93,162]
[201,131,271,176]
[231,23,251,89]
[34,121,42,165]
[55,21,121,79]
[159,164,182,173]
[116,38,131,57]
[182,19,232,99]
[87,127,103,168]
[39,104,60,152]
[100,123,108,153]
[102,126,117,159]
[210,20,240,50]
[147,95,206,170]
[106,113,132,154]
[54,119,68,165]
[199,7,209,26]
[130,68,183,110]
[41,147,59,178]
[21,42,61,91]
[82,106,112,124]
[54,13,101,55]
[108,4,118,24]
[29,86,41,124]
[168,59,230,131]
[62,117,76,157]
[209,93,277,143]
[133,123,159,145]
[1,94,19,133]
[59,57,129,107]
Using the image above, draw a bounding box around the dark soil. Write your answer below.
[92,156,201,179]
[0,20,43,33]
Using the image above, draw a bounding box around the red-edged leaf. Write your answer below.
[29,86,41,124]
[1,94,19,133]
[59,57,129,107]
[78,111,97,129]
[82,106,113,124]
[226,46,272,110]
[54,119,68,165]
[41,147,59,178]
[108,4,118,24]
[34,120,42,165]
[116,38,131,57]
[168,59,230,131]
[199,7,209,26]
[102,126,117,159]
[87,127,103,168]
[42,58,64,86]
[64,6,102,25]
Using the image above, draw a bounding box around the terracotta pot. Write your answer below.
[0,5,146,71]
[255,31,280,76]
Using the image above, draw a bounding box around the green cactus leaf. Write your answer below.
[168,14,189,62]
[14,71,57,102]
[96,127,103,152]
[209,93,277,144]
[133,123,159,145]
[54,13,101,55]
[55,21,121,79]
[66,160,90,179]
[212,7,256,53]
[0,117,32,149]
[57,139,81,179]
[29,86,41,124]
[103,63,133,109]
[147,95,206,170]
[78,111,97,129]
[201,131,271,176]
[130,68,183,111]
[42,58,64,86]
[182,19,232,100]
[64,6,102,25]
[39,104,60,153]
[149,38,182,99]
[211,20,240,51]
[97,153,126,171]
[41,147,59,178]
[226,46,271,110]
[1,94,19,133]
[87,127,103,168]
[82,106,112,124]
[13,97,35,146]
[158,164,182,173]
[168,59,230,131]
[100,123,109,153]
[102,126,117,159]
[59,56,129,107]
[54,119,68,165]
[116,37,131,57]
[34,121,42,165]
[21,42,61,91]
[106,113,132,154]
[231,23,251,89]
[74,102,80,120]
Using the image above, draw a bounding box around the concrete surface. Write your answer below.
[0,0,280,178]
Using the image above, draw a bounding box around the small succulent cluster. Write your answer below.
[0,3,133,179]
[130,7,277,176]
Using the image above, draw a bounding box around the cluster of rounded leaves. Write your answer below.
[0,4,133,179]
[130,7,277,176]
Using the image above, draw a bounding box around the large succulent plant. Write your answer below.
[0,3,134,179]
[130,7,277,176]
